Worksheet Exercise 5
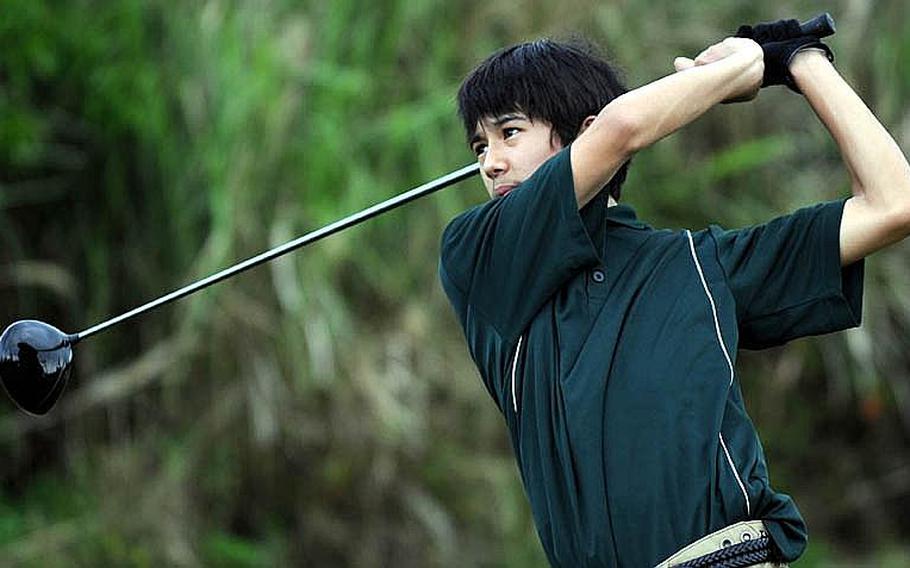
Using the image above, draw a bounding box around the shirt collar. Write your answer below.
[606,203,647,230]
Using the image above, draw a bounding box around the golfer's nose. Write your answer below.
[482,144,508,179]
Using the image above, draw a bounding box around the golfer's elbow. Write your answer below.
[587,104,640,157]
[598,92,682,156]
[888,184,910,237]
[860,179,910,242]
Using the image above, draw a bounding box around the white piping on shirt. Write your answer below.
[685,230,734,386]
[719,432,752,516]
[686,230,751,517]
[511,335,524,413]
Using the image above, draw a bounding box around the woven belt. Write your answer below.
[671,536,774,567]
[654,521,786,568]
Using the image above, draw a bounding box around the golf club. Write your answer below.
[0,11,837,417]
[737,12,835,38]
[0,163,479,416]
[799,12,835,38]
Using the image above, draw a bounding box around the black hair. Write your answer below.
[458,38,631,200]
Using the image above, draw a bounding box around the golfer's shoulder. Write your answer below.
[440,195,507,253]
[439,202,492,287]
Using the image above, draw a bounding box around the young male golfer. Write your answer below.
[439,20,910,567]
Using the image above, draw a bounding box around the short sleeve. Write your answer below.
[439,146,600,339]
[709,199,864,349]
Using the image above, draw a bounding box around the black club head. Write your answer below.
[0,320,75,416]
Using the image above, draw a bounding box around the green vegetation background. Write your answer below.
[1,0,909,565]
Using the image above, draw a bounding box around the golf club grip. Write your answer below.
[800,13,836,38]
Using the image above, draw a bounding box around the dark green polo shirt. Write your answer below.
[439,147,864,567]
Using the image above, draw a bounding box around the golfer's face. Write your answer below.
[470,113,563,199]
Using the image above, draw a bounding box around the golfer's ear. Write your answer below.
[578,115,597,136]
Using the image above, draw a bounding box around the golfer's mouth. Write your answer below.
[494,184,517,197]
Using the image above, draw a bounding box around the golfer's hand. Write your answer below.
[673,37,764,103]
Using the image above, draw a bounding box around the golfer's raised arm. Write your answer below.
[790,50,910,265]
[571,37,764,207]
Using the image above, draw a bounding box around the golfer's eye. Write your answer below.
[503,127,520,138]
[472,143,487,157]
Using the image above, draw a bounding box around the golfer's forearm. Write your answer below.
[613,49,762,152]
[791,51,910,210]
[571,48,761,205]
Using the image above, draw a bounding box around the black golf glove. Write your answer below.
[736,18,834,94]
[736,18,803,44]
[761,37,833,92]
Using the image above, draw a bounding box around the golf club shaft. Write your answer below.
[74,163,480,342]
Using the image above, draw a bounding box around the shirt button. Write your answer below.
[592,269,605,283]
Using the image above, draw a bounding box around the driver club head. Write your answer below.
[0,320,75,416]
